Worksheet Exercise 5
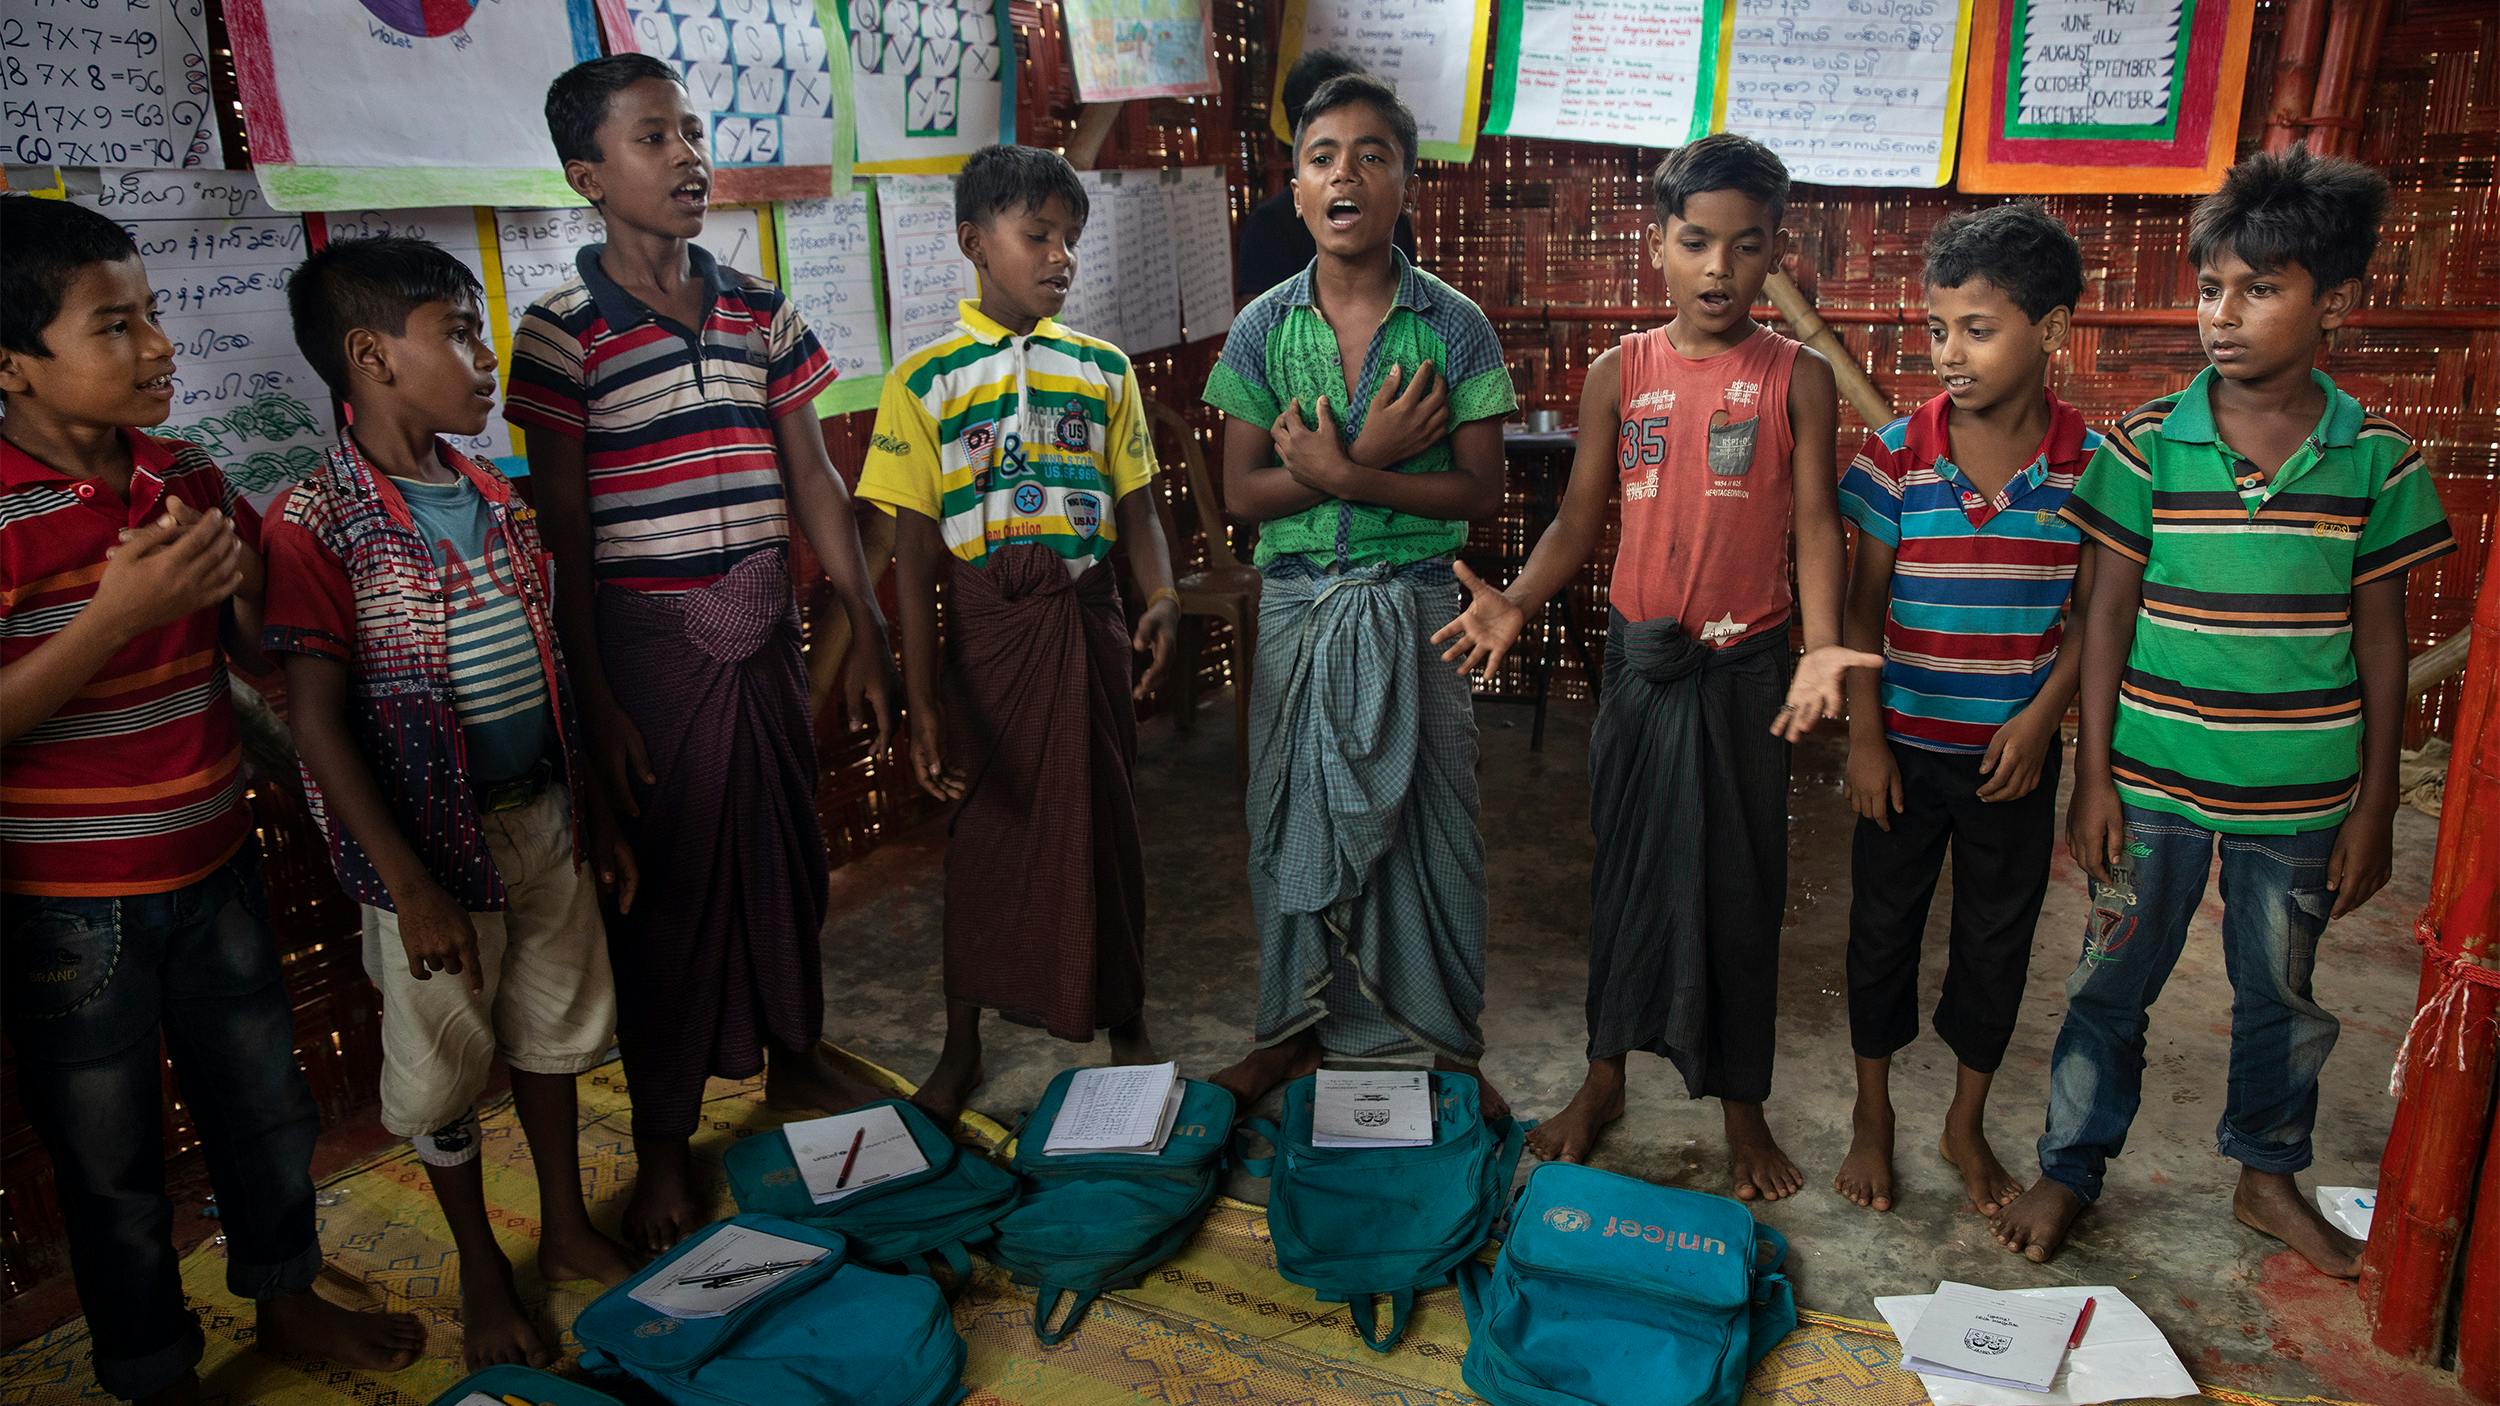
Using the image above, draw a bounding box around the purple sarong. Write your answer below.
[596,547,827,1139]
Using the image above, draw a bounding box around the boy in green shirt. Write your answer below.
[1201,74,1518,1114]
[1993,147,2456,1274]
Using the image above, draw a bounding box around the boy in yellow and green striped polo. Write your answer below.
[1993,148,2456,1278]
[857,145,1180,1124]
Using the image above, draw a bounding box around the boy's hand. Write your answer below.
[1131,596,1178,700]
[1272,398,1354,496]
[395,878,484,992]
[1773,644,1885,741]
[588,694,656,817]
[1976,705,2059,803]
[2326,807,2394,919]
[1348,362,1450,469]
[2066,776,2126,886]
[1431,560,1526,679]
[1844,740,1904,831]
[838,626,898,754]
[908,700,966,801]
[93,501,246,638]
[586,799,639,915]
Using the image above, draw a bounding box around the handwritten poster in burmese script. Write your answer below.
[70,171,330,505]
[1,0,225,169]
[306,207,516,465]
[597,0,854,202]
[775,186,888,414]
[1483,0,1728,150]
[1722,0,1974,188]
[1958,0,2255,193]
[874,174,977,360]
[1061,0,1219,103]
[1272,0,1493,164]
[843,0,1014,174]
[223,0,599,210]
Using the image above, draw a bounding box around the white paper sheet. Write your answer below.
[2315,1185,2376,1239]
[847,0,1010,170]
[630,1223,829,1319]
[1901,1282,2084,1392]
[1873,1287,2197,1405]
[1163,166,1235,343]
[778,186,887,389]
[1313,1069,1433,1148]
[70,171,330,508]
[1485,0,1719,149]
[1286,0,1482,156]
[875,174,976,362]
[784,1104,926,1202]
[2014,0,2185,130]
[1723,0,1968,188]
[2,0,224,169]
[1043,1062,1179,1152]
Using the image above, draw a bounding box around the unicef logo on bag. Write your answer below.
[1544,1207,1592,1233]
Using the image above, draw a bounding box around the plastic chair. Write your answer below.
[1146,400,1260,777]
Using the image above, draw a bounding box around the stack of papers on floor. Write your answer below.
[1044,1061,1184,1156]
[1873,1286,2196,1405]
[783,1104,927,1204]
[1312,1068,1434,1149]
[630,1223,830,1319]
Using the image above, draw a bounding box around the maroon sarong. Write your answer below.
[942,545,1146,1040]
[596,548,827,1139]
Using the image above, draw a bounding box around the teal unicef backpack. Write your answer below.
[574,1214,966,1406]
[429,1365,625,1406]
[1459,1163,1796,1406]
[985,1069,1235,1345]
[1239,1071,1524,1352]
[722,1098,1019,1281]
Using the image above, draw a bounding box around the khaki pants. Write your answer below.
[360,784,615,1140]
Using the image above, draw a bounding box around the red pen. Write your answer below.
[834,1126,867,1189]
[2067,1296,2097,1349]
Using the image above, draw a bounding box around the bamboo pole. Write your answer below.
[2410,627,2475,700]
[2305,0,2392,159]
[1761,271,1893,428]
[1067,102,1126,171]
[2264,0,2329,153]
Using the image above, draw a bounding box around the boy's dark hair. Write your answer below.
[1652,133,1789,228]
[955,144,1089,227]
[1923,200,2085,320]
[0,196,141,360]
[1294,73,1419,177]
[2187,145,2388,293]
[545,54,682,165]
[287,236,485,400]
[1281,48,1370,136]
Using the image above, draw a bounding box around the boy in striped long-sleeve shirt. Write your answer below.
[1834,201,2098,1222]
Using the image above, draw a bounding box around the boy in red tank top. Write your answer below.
[1436,135,1875,1196]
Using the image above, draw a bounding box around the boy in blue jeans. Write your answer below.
[1992,148,2456,1275]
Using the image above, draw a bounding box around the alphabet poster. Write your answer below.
[2,0,225,170]
[1271,0,1492,164]
[1060,0,1219,103]
[1720,0,1973,187]
[596,0,855,202]
[1957,0,2255,192]
[1483,0,1727,150]
[224,0,601,211]
[842,0,1015,174]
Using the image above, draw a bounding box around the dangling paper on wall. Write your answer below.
[1,0,225,170]
[843,0,1015,174]
[1719,0,1974,188]
[595,0,855,202]
[1271,0,1493,165]
[1483,0,1729,151]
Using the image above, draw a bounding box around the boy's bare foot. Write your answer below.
[1527,1059,1626,1163]
[1209,1031,1322,1114]
[457,1250,551,1371]
[766,1042,883,1114]
[1108,1014,1159,1067]
[1433,1055,1510,1121]
[539,1218,638,1287]
[1939,1127,2025,1216]
[2233,1168,2362,1278]
[135,1371,203,1405]
[1724,1101,1802,1201]
[255,1286,425,1373]
[1833,1102,1895,1211]
[909,1049,987,1128]
[1990,1178,2086,1262]
[622,1136,702,1253]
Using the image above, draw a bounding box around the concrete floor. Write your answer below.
[822,692,2464,1406]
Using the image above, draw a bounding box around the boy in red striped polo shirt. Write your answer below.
[0,196,421,1403]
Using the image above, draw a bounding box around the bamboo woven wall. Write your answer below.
[5,0,2492,1306]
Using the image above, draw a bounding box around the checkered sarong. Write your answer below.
[1246,557,1485,1060]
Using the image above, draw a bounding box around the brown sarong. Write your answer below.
[595,547,828,1140]
[941,545,1146,1040]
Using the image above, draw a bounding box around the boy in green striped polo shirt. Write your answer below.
[1991,148,2456,1275]
[858,145,1180,1124]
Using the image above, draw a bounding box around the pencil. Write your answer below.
[834,1125,867,1189]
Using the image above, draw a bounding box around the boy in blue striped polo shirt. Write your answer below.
[1834,202,2097,1220]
